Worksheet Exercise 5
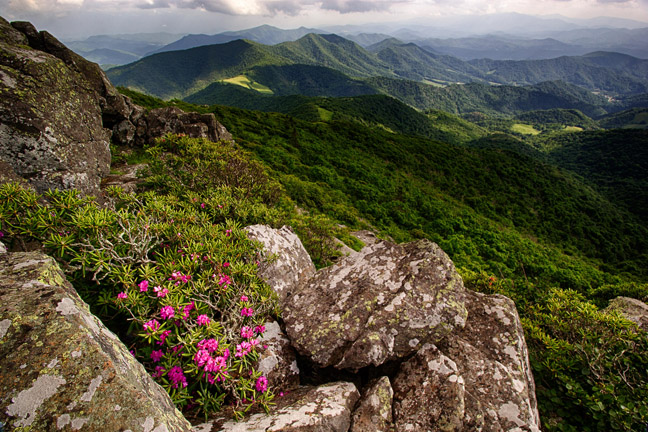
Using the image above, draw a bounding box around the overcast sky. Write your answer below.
[2,0,647,39]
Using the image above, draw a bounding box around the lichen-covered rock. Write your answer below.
[392,290,541,432]
[144,107,233,144]
[393,344,466,431]
[0,251,192,431]
[257,321,300,392]
[350,376,393,432]
[245,225,316,303]
[0,241,6,255]
[605,296,648,331]
[193,382,359,432]
[283,238,467,370]
[0,17,111,198]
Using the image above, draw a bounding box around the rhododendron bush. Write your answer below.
[0,135,312,418]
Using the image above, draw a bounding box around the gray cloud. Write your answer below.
[319,0,395,13]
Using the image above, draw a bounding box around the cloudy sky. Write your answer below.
[1,0,647,39]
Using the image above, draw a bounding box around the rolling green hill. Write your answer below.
[107,39,289,99]
[366,78,613,117]
[470,52,648,95]
[598,107,648,129]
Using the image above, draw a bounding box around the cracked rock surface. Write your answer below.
[0,251,191,431]
[193,382,359,432]
[393,290,541,432]
[283,238,467,370]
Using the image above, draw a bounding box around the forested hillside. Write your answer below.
[116,89,648,432]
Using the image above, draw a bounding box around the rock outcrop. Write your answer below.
[283,238,467,370]
[247,226,541,431]
[0,17,111,198]
[0,17,232,198]
[0,251,192,431]
[194,382,360,432]
[393,290,541,431]
[606,296,648,331]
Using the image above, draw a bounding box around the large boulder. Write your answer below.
[392,290,541,432]
[142,107,233,145]
[605,296,648,331]
[193,382,359,432]
[0,251,192,431]
[245,225,316,303]
[283,238,467,370]
[0,17,111,198]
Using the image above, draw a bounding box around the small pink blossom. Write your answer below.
[198,338,219,353]
[240,295,248,302]
[204,356,226,373]
[240,326,254,339]
[255,376,268,393]
[152,366,165,378]
[182,302,195,320]
[196,314,211,326]
[154,286,169,298]
[158,330,171,345]
[144,319,160,332]
[117,291,128,300]
[160,305,175,320]
[138,280,149,292]
[241,307,254,317]
[151,350,164,362]
[223,262,230,267]
[225,229,232,236]
[200,203,206,208]
[254,325,266,335]
[168,366,188,388]
[194,349,211,367]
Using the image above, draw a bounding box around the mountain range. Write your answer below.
[107,32,648,117]
[67,14,648,67]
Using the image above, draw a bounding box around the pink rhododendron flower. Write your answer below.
[196,314,210,326]
[151,366,165,378]
[182,302,195,320]
[158,330,171,345]
[154,286,169,298]
[168,366,188,388]
[240,326,254,339]
[198,338,219,353]
[241,307,254,317]
[194,349,211,367]
[160,305,175,320]
[150,350,164,362]
[240,295,248,302]
[204,356,227,373]
[144,319,160,332]
[255,376,268,393]
[235,341,253,358]
[117,292,128,300]
[200,203,206,208]
[254,325,266,335]
[138,280,149,292]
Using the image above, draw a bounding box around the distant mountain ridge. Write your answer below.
[108,32,648,114]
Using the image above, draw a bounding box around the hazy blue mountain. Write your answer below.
[470,53,648,95]
[66,33,184,65]
[153,25,326,54]
[416,35,584,60]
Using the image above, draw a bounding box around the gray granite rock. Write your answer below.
[193,382,359,432]
[283,238,467,370]
[245,225,316,303]
[606,296,648,331]
[392,290,541,432]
